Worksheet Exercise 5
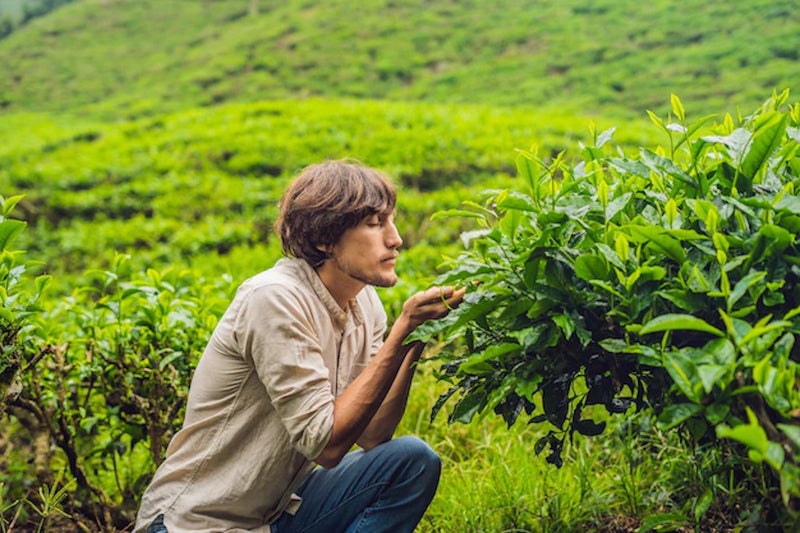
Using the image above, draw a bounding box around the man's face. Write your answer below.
[326,208,403,288]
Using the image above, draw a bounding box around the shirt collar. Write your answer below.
[286,258,365,330]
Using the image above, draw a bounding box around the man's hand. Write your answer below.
[397,285,467,335]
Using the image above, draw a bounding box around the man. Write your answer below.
[135,161,466,533]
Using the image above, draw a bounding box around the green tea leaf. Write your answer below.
[741,111,789,179]
[774,194,800,215]
[765,442,786,470]
[640,148,697,189]
[716,410,768,455]
[740,319,791,346]
[0,220,26,251]
[727,270,766,310]
[686,198,719,225]
[595,243,625,269]
[459,343,520,375]
[497,191,537,212]
[777,424,800,449]
[655,289,705,312]
[515,150,540,199]
[596,127,616,148]
[608,157,651,178]
[671,94,686,123]
[697,364,728,394]
[159,351,184,370]
[702,337,736,366]
[702,128,750,161]
[645,109,667,132]
[589,280,624,299]
[704,403,730,425]
[599,338,627,353]
[574,254,608,282]
[624,225,685,263]
[574,418,606,436]
[657,403,703,430]
[34,275,53,295]
[663,349,702,403]
[605,192,631,222]
[1,195,24,217]
[641,314,724,337]
[450,389,487,424]
[459,229,492,248]
[552,313,575,340]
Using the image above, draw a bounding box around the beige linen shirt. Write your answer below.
[134,258,387,533]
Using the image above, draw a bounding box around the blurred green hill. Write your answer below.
[0,0,797,120]
[0,0,26,21]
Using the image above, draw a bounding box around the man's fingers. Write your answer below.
[443,286,466,309]
[403,285,469,327]
[421,285,465,307]
[449,286,467,303]
[418,286,444,304]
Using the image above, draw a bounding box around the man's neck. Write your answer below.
[315,262,365,310]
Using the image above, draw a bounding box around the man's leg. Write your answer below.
[272,436,440,533]
[145,514,168,533]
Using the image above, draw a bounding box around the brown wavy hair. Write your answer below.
[275,160,397,267]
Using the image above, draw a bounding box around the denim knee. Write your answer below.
[390,436,441,479]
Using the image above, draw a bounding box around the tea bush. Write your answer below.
[417,92,800,515]
[0,194,50,417]
[1,204,235,528]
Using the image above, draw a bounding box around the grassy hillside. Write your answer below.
[0,0,797,119]
[0,97,657,288]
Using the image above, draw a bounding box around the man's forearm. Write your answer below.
[357,341,425,449]
[314,287,465,468]
[314,321,417,467]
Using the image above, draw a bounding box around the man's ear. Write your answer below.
[316,243,333,254]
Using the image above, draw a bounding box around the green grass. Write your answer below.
[0,0,798,119]
[397,366,783,532]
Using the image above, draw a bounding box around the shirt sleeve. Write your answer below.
[234,283,334,460]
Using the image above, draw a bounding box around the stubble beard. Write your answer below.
[332,255,398,288]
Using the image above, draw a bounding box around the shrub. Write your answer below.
[416,92,800,515]
[2,233,234,528]
[0,194,50,417]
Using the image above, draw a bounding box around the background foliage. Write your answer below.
[1,0,800,119]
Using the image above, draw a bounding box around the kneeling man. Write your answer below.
[135,160,465,533]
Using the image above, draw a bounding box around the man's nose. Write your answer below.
[386,222,403,248]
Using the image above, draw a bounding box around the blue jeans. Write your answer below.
[145,514,167,533]
[145,436,439,533]
[272,435,440,533]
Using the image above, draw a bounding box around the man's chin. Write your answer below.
[370,273,399,288]
[372,277,398,288]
